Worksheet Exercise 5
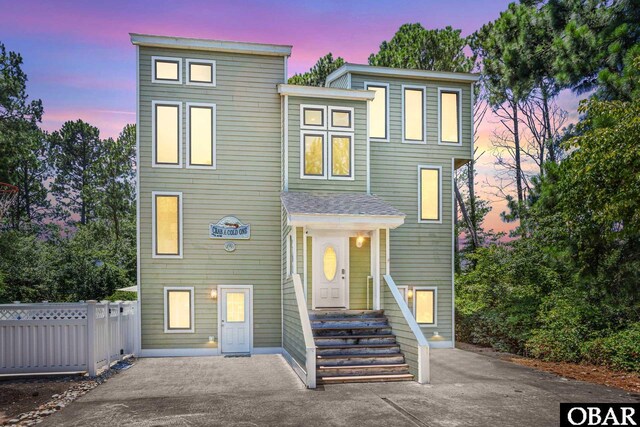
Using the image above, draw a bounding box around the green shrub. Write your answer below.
[581,323,640,372]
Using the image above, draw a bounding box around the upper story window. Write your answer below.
[414,287,437,326]
[403,85,426,143]
[439,88,461,145]
[153,101,182,167]
[152,56,182,84]
[300,104,355,180]
[186,59,216,86]
[153,192,183,258]
[187,103,216,168]
[418,165,441,223]
[365,83,388,140]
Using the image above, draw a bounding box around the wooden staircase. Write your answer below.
[311,310,414,384]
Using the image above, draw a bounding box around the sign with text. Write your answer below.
[560,403,638,426]
[209,216,250,240]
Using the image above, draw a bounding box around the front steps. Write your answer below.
[311,310,414,384]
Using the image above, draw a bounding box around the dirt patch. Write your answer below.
[457,342,640,394]
[0,378,79,423]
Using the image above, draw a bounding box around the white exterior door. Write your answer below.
[220,287,251,353]
[313,236,348,308]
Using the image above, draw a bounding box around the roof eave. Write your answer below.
[130,33,292,57]
[287,213,405,230]
[325,63,480,85]
[277,84,375,101]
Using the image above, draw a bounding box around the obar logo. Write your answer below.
[561,404,638,426]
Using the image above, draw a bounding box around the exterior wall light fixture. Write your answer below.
[210,289,217,300]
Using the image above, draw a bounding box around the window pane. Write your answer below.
[190,63,212,83]
[404,88,424,141]
[156,105,179,164]
[156,60,179,81]
[331,136,351,177]
[226,292,245,322]
[441,92,459,142]
[421,168,439,221]
[304,109,323,127]
[156,195,179,255]
[304,134,324,176]
[415,290,434,324]
[323,246,337,281]
[369,86,386,138]
[168,290,191,329]
[332,110,351,128]
[190,106,213,166]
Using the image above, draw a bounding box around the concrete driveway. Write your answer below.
[42,349,638,427]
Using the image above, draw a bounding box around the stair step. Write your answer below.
[318,373,414,384]
[314,334,396,340]
[313,326,392,332]
[316,353,405,367]
[309,310,385,320]
[314,335,396,345]
[317,364,410,377]
[317,344,400,356]
[311,320,389,329]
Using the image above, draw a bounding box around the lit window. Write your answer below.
[323,246,337,281]
[330,134,351,178]
[414,288,436,325]
[303,133,324,176]
[154,193,181,257]
[153,57,181,83]
[419,167,440,222]
[303,107,325,128]
[187,59,215,86]
[154,103,180,166]
[330,108,352,130]
[403,87,425,142]
[187,104,215,167]
[226,292,245,322]
[367,84,387,139]
[165,288,193,332]
[440,90,460,143]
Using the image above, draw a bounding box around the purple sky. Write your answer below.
[1,0,583,234]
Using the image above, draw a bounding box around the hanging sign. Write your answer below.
[209,216,250,240]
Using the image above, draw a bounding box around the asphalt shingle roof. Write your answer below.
[281,192,405,217]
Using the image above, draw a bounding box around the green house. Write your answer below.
[131,34,478,387]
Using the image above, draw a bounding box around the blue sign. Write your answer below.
[209,216,250,240]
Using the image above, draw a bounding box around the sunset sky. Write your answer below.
[1,0,586,234]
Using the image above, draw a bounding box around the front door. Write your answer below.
[220,287,251,353]
[313,236,348,308]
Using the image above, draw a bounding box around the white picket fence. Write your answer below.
[0,300,139,376]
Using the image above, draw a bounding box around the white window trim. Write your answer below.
[186,102,216,169]
[151,56,182,85]
[152,100,182,168]
[300,104,327,130]
[300,130,327,180]
[413,286,438,327]
[402,84,427,144]
[397,285,409,305]
[185,59,216,87]
[438,87,463,146]
[328,106,355,132]
[287,230,297,277]
[364,82,389,142]
[152,191,184,259]
[164,286,195,333]
[417,165,442,224]
[328,131,355,181]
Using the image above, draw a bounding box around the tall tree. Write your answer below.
[49,120,102,225]
[288,53,344,87]
[96,124,136,240]
[368,23,475,72]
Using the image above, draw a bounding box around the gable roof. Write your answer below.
[130,33,292,57]
[325,63,480,86]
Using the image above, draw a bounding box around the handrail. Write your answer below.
[292,274,316,388]
[383,274,430,384]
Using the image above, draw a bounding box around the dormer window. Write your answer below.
[152,57,181,84]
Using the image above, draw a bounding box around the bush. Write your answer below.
[581,323,640,372]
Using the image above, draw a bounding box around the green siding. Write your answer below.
[351,74,464,343]
[138,46,285,350]
[287,97,367,193]
[282,277,306,366]
[327,73,350,89]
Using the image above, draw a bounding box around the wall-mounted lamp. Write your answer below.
[210,289,218,300]
[407,288,414,299]
[433,331,441,339]
[356,235,366,248]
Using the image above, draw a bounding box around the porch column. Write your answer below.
[371,228,381,310]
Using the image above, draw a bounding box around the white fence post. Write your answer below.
[86,301,97,377]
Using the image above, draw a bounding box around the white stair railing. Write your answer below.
[291,274,316,388]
